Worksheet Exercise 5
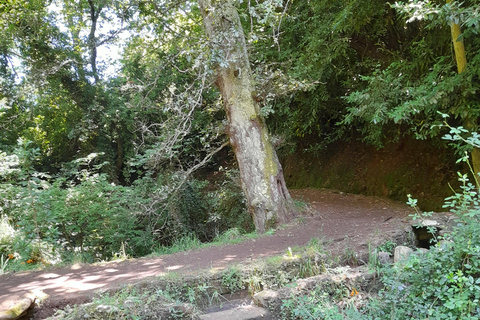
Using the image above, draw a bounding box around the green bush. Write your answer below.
[0,148,157,263]
[0,142,253,268]
[0,215,16,257]
[164,169,252,243]
[4,174,146,262]
[205,169,253,236]
[375,220,480,320]
[175,180,210,241]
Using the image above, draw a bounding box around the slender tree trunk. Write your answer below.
[66,15,87,83]
[115,137,124,183]
[88,0,101,84]
[447,0,480,177]
[198,0,295,233]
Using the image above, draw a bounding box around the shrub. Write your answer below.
[0,215,17,257]
[5,174,146,262]
[375,221,480,319]
[205,169,253,237]
[0,142,253,267]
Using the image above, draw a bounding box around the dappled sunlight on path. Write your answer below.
[0,189,412,317]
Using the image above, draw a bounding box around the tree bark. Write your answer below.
[88,0,101,84]
[198,0,295,233]
[446,0,480,178]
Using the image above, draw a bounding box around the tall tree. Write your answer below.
[197,0,295,233]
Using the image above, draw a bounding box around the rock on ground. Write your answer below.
[394,246,414,263]
[377,251,392,265]
[0,293,35,320]
[199,305,272,320]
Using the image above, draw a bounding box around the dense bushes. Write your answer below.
[376,223,480,319]
[1,173,147,264]
[0,144,251,268]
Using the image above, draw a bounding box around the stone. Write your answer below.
[377,251,391,265]
[410,218,440,227]
[0,293,35,320]
[199,305,272,320]
[252,290,278,308]
[123,297,137,308]
[95,304,119,314]
[394,246,414,263]
[421,219,439,227]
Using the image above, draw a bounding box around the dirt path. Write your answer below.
[0,189,413,319]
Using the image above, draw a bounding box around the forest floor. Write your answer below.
[0,188,415,319]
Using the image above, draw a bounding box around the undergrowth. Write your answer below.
[0,142,253,272]
[49,241,331,319]
[278,127,480,319]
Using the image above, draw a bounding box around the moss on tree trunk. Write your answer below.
[198,0,295,233]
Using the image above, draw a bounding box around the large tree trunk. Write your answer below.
[447,0,480,179]
[198,0,295,233]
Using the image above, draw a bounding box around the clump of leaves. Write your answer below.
[221,267,245,293]
[363,127,480,319]
[375,220,480,319]
[377,240,396,255]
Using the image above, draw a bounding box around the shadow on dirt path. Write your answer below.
[0,189,413,319]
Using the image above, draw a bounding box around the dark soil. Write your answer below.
[0,189,414,319]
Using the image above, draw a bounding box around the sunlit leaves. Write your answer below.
[342,0,480,146]
[393,0,440,24]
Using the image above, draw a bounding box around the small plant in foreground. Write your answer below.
[305,237,328,255]
[155,233,202,255]
[221,267,245,293]
[0,255,8,274]
[377,240,396,255]
[299,256,322,278]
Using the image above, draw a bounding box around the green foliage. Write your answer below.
[250,0,407,152]
[0,215,16,258]
[280,288,349,320]
[377,240,397,255]
[221,267,245,293]
[0,147,140,264]
[343,0,480,147]
[0,254,9,275]
[2,171,148,263]
[374,222,480,319]
[154,233,202,256]
[205,169,253,236]
[363,132,480,319]
[0,137,255,270]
